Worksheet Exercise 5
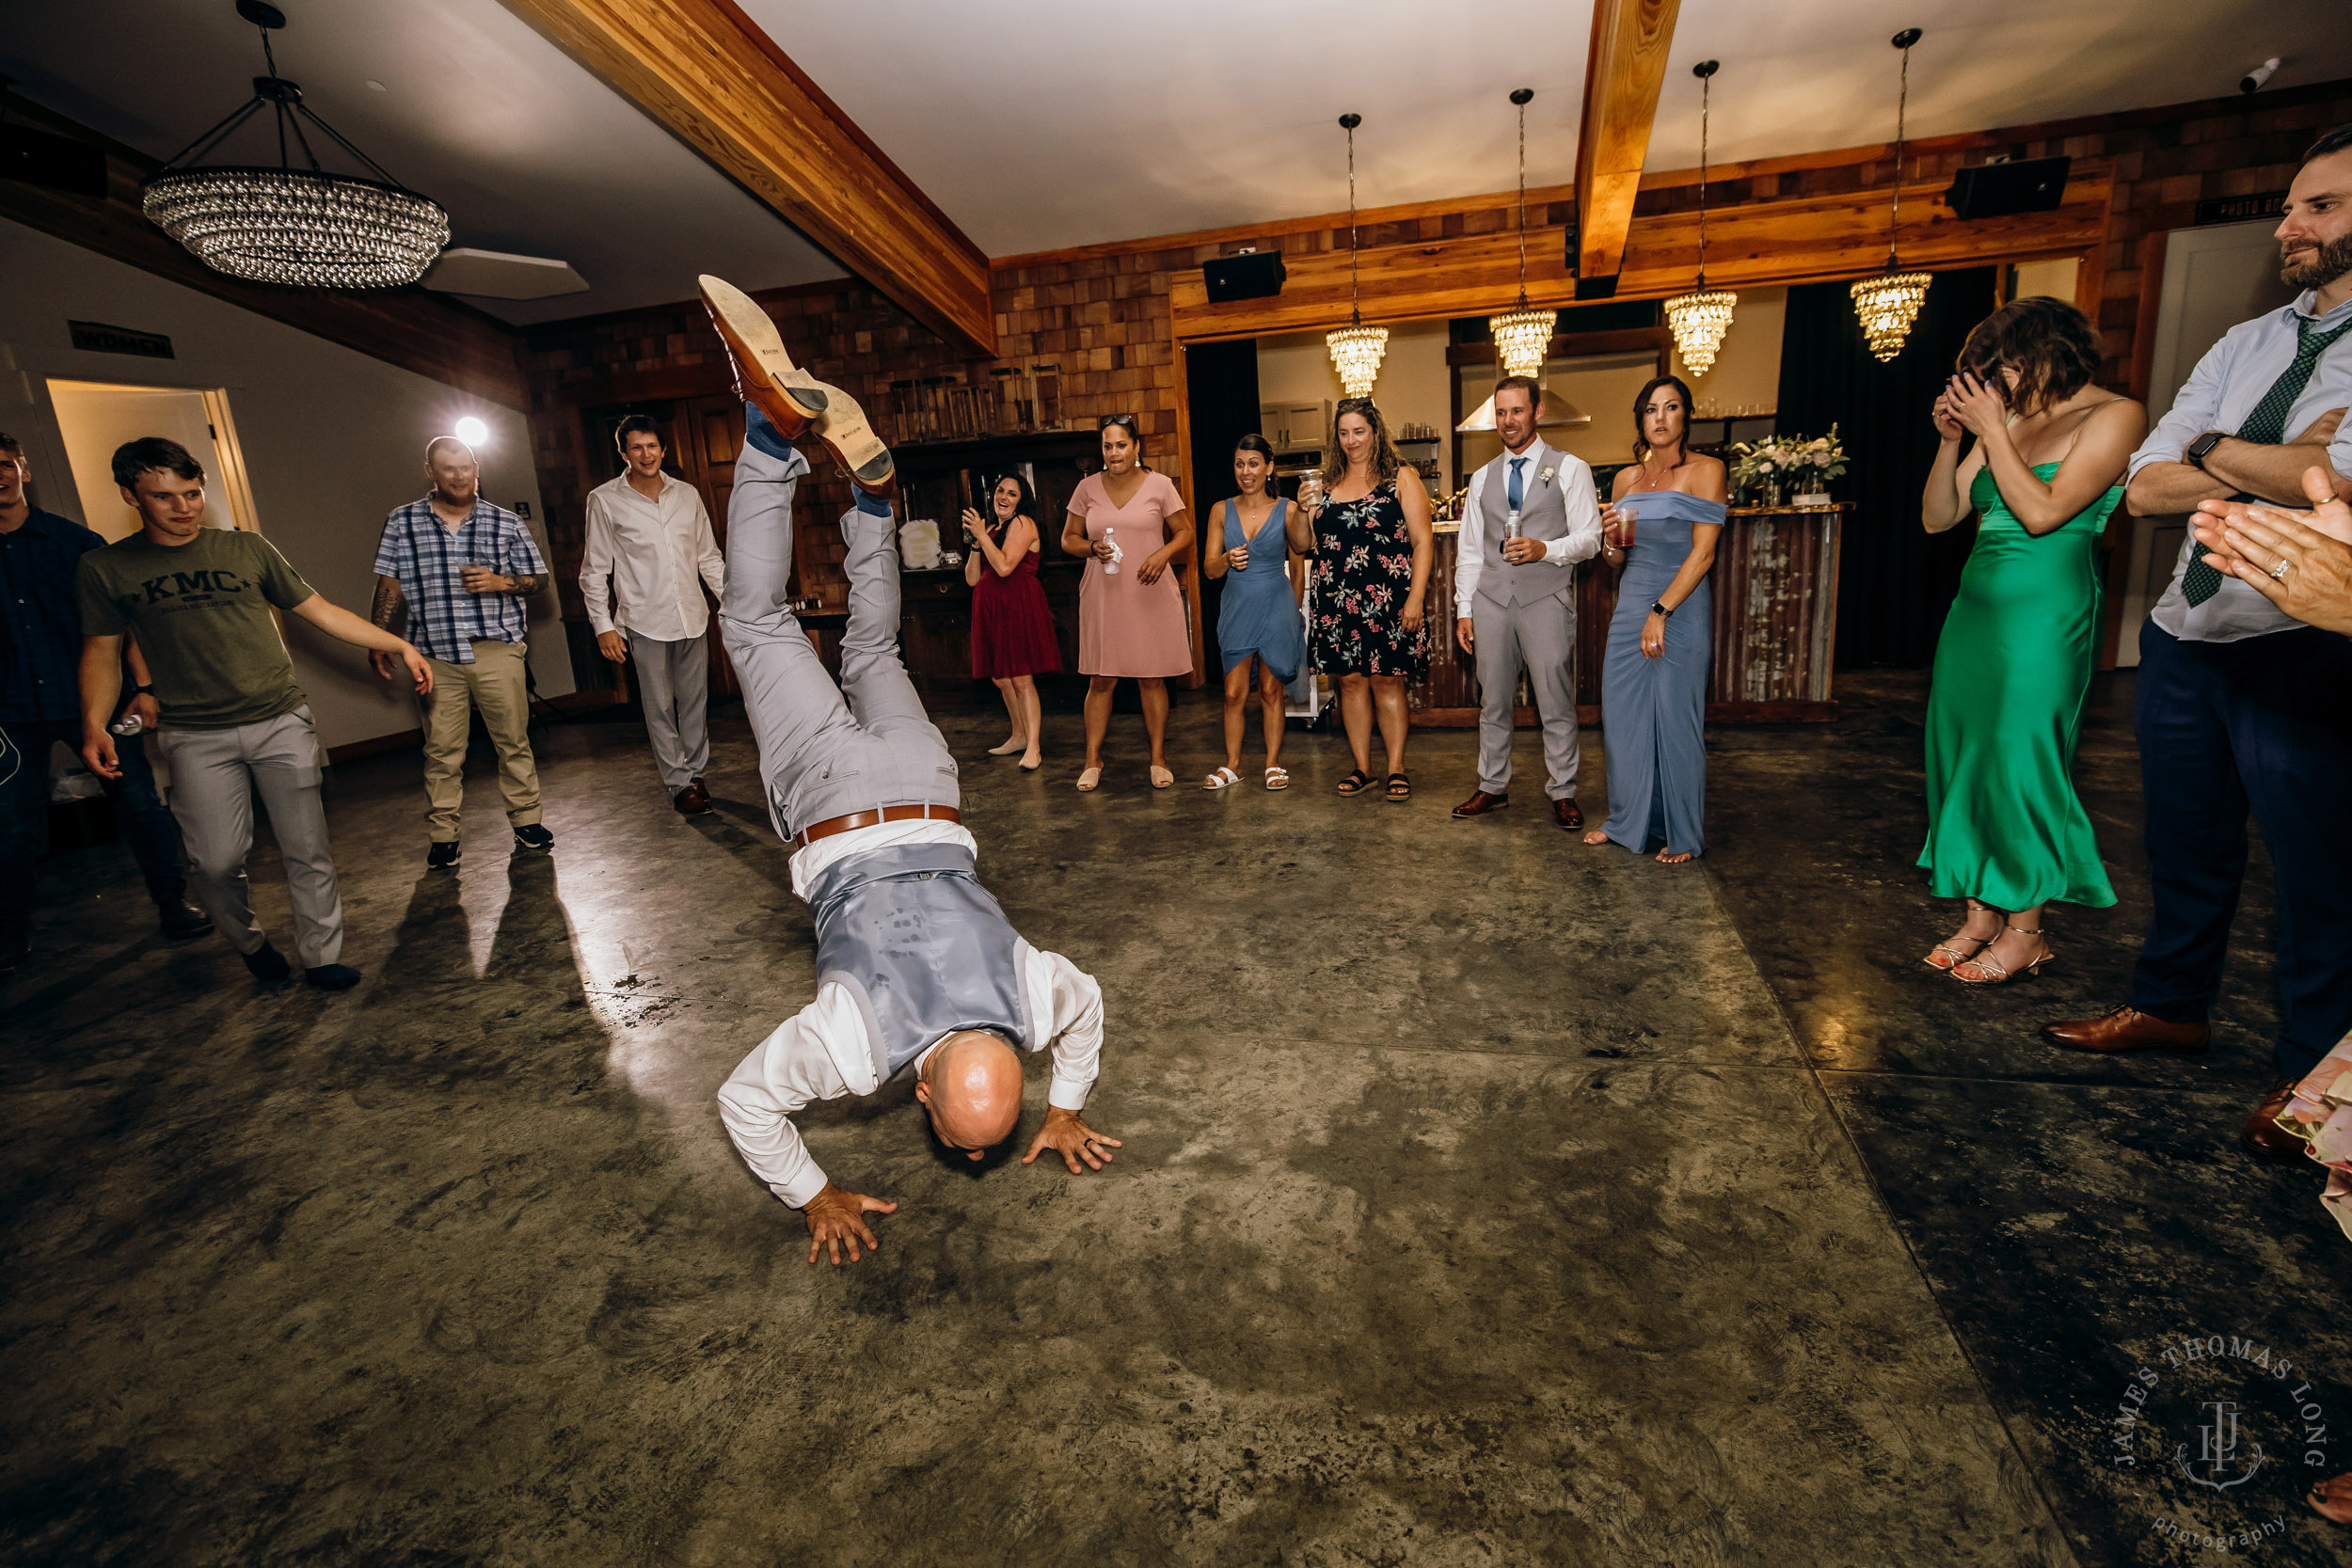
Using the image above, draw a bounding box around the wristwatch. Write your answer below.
[2184,431,2226,471]
[134,683,155,694]
[1651,600,1675,619]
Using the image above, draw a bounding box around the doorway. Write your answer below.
[45,380,262,538]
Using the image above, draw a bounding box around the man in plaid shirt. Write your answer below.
[370,437,554,870]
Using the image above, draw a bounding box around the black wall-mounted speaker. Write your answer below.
[1202,251,1286,303]
[1945,156,2072,221]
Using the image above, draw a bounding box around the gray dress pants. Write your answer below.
[154,705,345,967]
[718,440,958,843]
[625,629,710,792]
[1472,590,1581,800]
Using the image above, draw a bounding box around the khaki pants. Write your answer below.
[422,638,541,841]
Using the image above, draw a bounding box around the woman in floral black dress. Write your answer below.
[1302,396,1434,800]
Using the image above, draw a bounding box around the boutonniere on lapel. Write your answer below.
[1539,467,1556,486]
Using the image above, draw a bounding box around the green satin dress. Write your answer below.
[1917,463,2119,911]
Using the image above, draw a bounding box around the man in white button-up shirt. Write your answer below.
[580,417,727,815]
[695,272,1119,1268]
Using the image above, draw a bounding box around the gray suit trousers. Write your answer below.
[1472,590,1581,799]
[154,705,345,967]
[717,440,958,844]
[626,629,710,792]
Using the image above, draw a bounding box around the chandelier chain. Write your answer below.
[1888,40,1911,267]
[1696,72,1710,289]
[1515,96,1528,305]
[1347,120,1361,327]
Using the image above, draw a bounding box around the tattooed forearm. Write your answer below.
[371,574,408,634]
[505,572,549,596]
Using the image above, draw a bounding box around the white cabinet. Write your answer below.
[1259,401,1329,454]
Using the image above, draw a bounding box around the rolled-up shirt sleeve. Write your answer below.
[1454,467,1487,618]
[2129,330,2234,483]
[1025,947,1103,1110]
[716,986,865,1207]
[1545,462,1604,565]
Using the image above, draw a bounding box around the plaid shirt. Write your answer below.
[0,507,107,723]
[372,497,547,664]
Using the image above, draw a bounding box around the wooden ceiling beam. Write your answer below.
[1169,171,2112,341]
[496,0,994,356]
[0,100,527,408]
[1572,0,1681,298]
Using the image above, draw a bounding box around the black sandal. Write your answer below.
[1336,768,1372,797]
[1385,772,1411,800]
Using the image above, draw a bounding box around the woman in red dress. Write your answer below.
[962,471,1060,770]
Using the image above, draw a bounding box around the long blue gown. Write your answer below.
[1215,497,1304,682]
[1598,489,1724,858]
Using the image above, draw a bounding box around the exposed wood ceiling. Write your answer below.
[1574,0,1681,294]
[494,0,993,354]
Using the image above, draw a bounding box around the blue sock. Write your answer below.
[742,402,798,462]
[852,489,895,518]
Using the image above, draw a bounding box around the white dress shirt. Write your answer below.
[2130,288,2352,643]
[718,821,1104,1207]
[1453,438,1605,617]
[580,469,727,641]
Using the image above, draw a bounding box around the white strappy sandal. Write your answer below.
[1203,766,1242,791]
[1263,766,1290,791]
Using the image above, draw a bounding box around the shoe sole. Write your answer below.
[2041,1033,2209,1056]
[698,274,893,489]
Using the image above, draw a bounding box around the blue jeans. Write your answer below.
[0,718,188,931]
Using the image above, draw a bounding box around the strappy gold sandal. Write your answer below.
[1951,925,2053,986]
[1925,899,2000,972]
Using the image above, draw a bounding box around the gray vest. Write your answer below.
[806,842,1034,1084]
[1477,445,1573,607]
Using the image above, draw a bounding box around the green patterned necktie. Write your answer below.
[2183,313,2352,605]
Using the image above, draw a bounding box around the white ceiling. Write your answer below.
[0,0,844,325]
[8,0,2347,329]
[754,0,2351,255]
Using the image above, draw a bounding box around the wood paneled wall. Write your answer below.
[517,79,2352,613]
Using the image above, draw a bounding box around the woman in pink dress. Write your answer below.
[1060,414,1195,790]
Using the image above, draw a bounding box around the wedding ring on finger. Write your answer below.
[2271,557,2294,580]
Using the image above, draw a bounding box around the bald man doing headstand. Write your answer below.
[701,276,1119,1266]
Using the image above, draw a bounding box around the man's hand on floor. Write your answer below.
[1022,1106,1121,1174]
[804,1181,897,1266]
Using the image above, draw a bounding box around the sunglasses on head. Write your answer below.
[1099,414,1139,433]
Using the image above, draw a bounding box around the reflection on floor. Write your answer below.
[2,671,2340,1565]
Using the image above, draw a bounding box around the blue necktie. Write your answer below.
[1507,457,1525,511]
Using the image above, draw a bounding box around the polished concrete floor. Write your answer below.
[4,671,2347,1565]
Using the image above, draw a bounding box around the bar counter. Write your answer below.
[1408,502,1846,726]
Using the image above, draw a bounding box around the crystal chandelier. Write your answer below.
[143,0,448,290]
[1325,114,1388,397]
[1487,88,1558,380]
[1850,28,1932,361]
[1663,60,1737,375]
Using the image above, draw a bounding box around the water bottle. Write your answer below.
[109,714,146,737]
[1103,525,1120,576]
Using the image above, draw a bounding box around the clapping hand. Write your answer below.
[1943,372,2008,439]
[960,507,985,540]
[2193,466,2352,636]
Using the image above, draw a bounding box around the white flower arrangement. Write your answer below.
[1728,424,1848,500]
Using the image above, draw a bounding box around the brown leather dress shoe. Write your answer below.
[2041,1004,2210,1055]
[1552,797,1584,830]
[700,274,896,496]
[2243,1080,2306,1162]
[674,784,713,816]
[1452,789,1508,818]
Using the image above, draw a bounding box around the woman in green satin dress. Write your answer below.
[1916,296,2147,985]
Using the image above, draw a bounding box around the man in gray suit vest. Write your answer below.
[697,276,1120,1268]
[1451,376,1605,828]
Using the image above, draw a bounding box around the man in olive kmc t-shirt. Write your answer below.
[76,437,434,990]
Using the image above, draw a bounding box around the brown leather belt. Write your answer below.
[791,801,961,849]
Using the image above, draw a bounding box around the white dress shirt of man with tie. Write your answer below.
[580,416,727,816]
[1451,375,1606,829]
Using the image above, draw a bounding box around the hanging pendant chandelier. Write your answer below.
[143,0,449,290]
[1850,28,1932,361]
[1663,60,1737,376]
[1487,88,1557,380]
[1325,114,1389,398]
